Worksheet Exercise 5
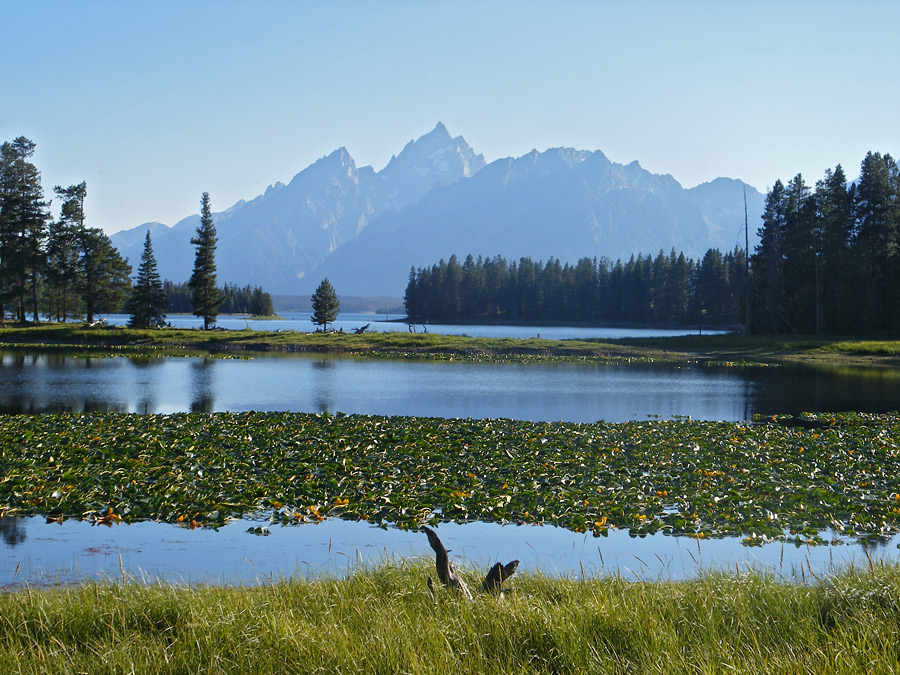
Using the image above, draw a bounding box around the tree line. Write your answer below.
[407,151,899,336]
[404,248,747,327]
[0,138,276,327]
[751,152,900,335]
[164,280,274,317]
[0,138,131,323]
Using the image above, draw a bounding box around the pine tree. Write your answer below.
[310,278,340,330]
[814,165,853,334]
[188,192,222,329]
[249,286,274,317]
[403,266,420,325]
[76,226,131,324]
[0,137,50,322]
[46,183,85,321]
[853,152,900,332]
[126,230,167,328]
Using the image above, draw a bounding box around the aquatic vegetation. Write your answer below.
[705,359,776,368]
[1,412,899,545]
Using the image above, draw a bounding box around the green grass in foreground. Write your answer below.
[3,562,900,674]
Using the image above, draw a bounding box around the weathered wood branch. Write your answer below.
[482,560,519,594]
[422,526,519,598]
[423,526,472,599]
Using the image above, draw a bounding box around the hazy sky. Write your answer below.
[3,1,898,234]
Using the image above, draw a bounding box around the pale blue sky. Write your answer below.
[3,1,898,234]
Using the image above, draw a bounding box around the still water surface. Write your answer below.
[3,332,899,586]
[2,516,893,588]
[2,350,899,421]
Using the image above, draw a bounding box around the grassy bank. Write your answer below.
[3,562,900,673]
[2,321,900,366]
[2,411,899,543]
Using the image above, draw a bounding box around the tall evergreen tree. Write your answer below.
[126,230,167,328]
[853,152,900,332]
[814,166,853,334]
[0,137,49,322]
[752,180,790,333]
[188,192,222,329]
[403,266,421,324]
[249,286,274,317]
[45,183,85,321]
[76,226,131,323]
[310,278,340,330]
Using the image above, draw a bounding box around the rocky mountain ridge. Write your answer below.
[112,123,763,297]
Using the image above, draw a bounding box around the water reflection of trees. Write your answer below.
[0,401,126,414]
[0,516,26,547]
[190,358,216,413]
[312,359,335,413]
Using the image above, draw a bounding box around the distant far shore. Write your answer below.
[1,322,898,369]
[385,315,737,332]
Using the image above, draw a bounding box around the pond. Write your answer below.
[1,515,892,589]
[3,337,899,586]
[2,350,899,422]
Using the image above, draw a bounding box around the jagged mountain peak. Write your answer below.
[382,122,483,174]
[110,123,764,299]
[285,147,359,191]
[377,122,485,210]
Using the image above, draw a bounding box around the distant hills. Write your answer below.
[112,123,764,299]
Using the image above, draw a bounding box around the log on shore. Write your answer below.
[422,526,519,598]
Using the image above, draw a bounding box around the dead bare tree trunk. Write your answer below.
[482,560,519,594]
[422,526,518,599]
[423,526,473,599]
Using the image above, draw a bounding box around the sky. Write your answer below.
[3,1,899,235]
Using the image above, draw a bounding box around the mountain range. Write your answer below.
[111,123,764,299]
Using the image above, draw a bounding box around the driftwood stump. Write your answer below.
[423,526,473,599]
[422,526,518,598]
[482,560,519,594]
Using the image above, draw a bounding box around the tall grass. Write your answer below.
[3,562,900,673]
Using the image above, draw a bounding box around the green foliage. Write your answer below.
[125,231,167,328]
[311,277,340,330]
[752,152,900,335]
[164,280,275,316]
[45,183,84,321]
[405,249,746,327]
[75,225,132,323]
[0,136,50,322]
[1,411,900,544]
[3,564,900,673]
[0,141,135,325]
[188,192,222,329]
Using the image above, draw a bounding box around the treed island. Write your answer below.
[3,137,900,673]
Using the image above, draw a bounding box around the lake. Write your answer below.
[3,329,900,587]
[1,350,899,421]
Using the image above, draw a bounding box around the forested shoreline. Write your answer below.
[404,248,746,328]
[164,280,274,317]
[5,134,897,336]
[406,151,900,337]
[0,137,276,324]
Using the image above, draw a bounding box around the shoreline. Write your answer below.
[0,322,898,368]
